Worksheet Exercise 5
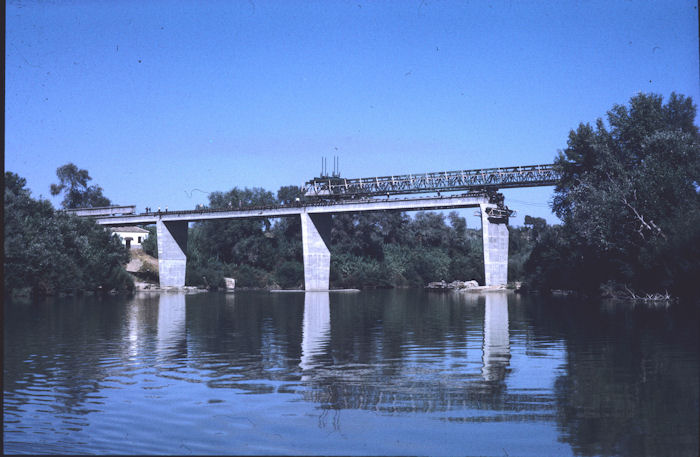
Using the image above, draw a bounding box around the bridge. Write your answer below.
[89,164,559,290]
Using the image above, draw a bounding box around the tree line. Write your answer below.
[5,92,698,301]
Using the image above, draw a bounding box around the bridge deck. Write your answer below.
[96,194,492,226]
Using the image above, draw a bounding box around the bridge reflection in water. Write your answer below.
[298,291,513,415]
[157,293,187,360]
[135,290,516,416]
[482,292,511,382]
[299,292,331,373]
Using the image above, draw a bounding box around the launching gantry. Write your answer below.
[302,163,559,222]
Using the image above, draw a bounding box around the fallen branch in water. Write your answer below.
[623,286,673,302]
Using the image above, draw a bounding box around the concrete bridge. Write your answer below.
[93,194,507,290]
[90,164,558,290]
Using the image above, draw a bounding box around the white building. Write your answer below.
[111,226,150,249]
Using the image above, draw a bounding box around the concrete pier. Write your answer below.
[480,204,509,287]
[301,213,332,291]
[156,220,188,287]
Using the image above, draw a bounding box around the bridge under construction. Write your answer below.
[81,163,559,291]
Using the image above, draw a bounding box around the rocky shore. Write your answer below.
[425,280,508,292]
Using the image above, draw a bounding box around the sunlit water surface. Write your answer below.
[4,290,698,456]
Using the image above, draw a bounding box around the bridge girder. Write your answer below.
[304,163,559,199]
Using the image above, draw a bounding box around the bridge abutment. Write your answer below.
[156,220,188,287]
[480,204,509,286]
[301,213,332,291]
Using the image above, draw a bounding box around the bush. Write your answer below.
[185,257,226,289]
[136,262,159,282]
[274,260,304,289]
[141,226,158,258]
[232,264,269,288]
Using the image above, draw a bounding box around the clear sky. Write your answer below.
[6,0,699,226]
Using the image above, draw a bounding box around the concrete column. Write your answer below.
[156,220,188,287]
[480,204,509,286]
[301,213,331,291]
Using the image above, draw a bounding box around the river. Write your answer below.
[3,290,698,456]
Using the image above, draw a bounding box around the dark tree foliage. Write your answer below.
[140,225,158,258]
[50,163,112,209]
[185,187,281,288]
[277,185,304,205]
[538,92,700,298]
[5,172,132,296]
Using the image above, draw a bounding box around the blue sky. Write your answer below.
[6,0,699,226]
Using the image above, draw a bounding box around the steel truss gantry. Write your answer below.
[303,164,559,199]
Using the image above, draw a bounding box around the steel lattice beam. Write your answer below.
[303,164,559,199]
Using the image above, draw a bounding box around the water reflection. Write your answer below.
[299,292,330,373]
[156,294,187,360]
[482,292,511,382]
[298,291,522,417]
[4,291,698,456]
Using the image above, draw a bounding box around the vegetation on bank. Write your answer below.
[4,171,133,296]
[526,93,699,300]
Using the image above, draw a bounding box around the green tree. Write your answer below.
[549,92,699,297]
[277,185,304,205]
[5,172,132,295]
[140,225,158,258]
[185,186,282,288]
[50,163,112,209]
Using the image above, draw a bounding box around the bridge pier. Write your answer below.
[301,213,332,291]
[156,220,188,287]
[480,204,509,286]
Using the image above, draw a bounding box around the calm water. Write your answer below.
[3,290,699,456]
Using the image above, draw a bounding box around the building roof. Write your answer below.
[110,226,150,233]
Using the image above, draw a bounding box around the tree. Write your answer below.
[50,163,111,209]
[140,226,158,258]
[185,187,280,288]
[277,185,304,205]
[5,171,132,295]
[549,92,699,297]
[523,215,547,241]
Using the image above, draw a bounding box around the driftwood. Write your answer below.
[622,286,673,302]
